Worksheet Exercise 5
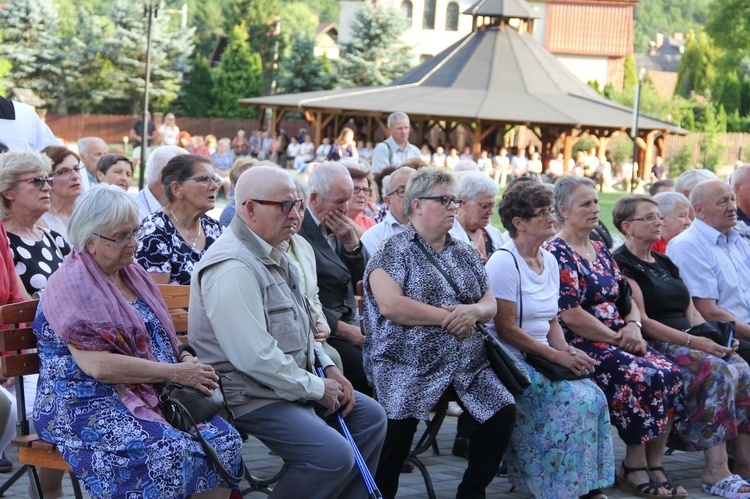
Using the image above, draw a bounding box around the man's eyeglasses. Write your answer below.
[387,187,406,198]
[19,176,54,190]
[529,209,555,219]
[353,187,371,195]
[50,165,84,178]
[419,196,462,207]
[244,198,304,214]
[628,213,665,223]
[93,227,145,247]
[184,175,222,186]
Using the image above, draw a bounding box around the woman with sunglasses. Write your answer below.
[449,171,508,262]
[137,154,222,285]
[0,151,70,297]
[40,145,84,242]
[363,167,515,499]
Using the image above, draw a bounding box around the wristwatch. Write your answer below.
[627,320,642,328]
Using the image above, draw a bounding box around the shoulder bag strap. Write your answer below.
[496,248,522,328]
[413,239,467,304]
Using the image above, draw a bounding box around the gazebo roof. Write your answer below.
[463,0,539,19]
[241,11,683,135]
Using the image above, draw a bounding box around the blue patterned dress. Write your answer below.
[545,238,685,446]
[33,298,243,498]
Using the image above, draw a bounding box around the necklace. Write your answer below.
[169,208,202,248]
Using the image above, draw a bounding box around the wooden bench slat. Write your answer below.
[1,353,40,378]
[157,284,190,309]
[0,299,39,324]
[0,327,36,351]
[18,446,72,471]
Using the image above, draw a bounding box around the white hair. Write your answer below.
[145,146,188,185]
[453,160,480,173]
[653,191,690,216]
[387,112,409,129]
[307,162,351,199]
[458,171,498,200]
[674,169,718,195]
[67,184,139,250]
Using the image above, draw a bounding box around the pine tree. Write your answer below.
[741,75,750,117]
[211,22,262,119]
[718,71,741,115]
[717,105,728,133]
[0,0,66,109]
[337,2,413,88]
[178,56,214,117]
[277,32,336,94]
[675,31,720,98]
[683,108,696,131]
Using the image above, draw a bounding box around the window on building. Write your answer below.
[423,0,436,30]
[446,2,459,31]
[401,0,413,25]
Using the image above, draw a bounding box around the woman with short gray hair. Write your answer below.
[364,167,515,499]
[33,183,243,498]
[0,151,69,296]
[449,171,507,261]
[652,191,691,253]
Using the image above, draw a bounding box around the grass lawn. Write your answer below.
[491,188,627,236]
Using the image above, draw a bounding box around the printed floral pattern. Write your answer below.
[545,237,685,446]
[33,299,242,498]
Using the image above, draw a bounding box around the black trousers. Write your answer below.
[375,404,516,499]
[326,336,371,396]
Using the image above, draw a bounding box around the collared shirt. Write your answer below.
[736,207,750,242]
[134,185,161,222]
[666,218,750,323]
[0,100,61,151]
[307,210,337,250]
[360,211,407,255]
[371,137,421,173]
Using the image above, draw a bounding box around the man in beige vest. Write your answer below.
[188,165,386,498]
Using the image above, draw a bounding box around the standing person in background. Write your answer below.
[211,138,234,199]
[371,112,421,174]
[129,112,157,165]
[651,156,666,181]
[158,113,180,146]
[78,137,108,189]
[40,146,83,242]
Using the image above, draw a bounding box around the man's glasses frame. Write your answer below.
[243,198,304,214]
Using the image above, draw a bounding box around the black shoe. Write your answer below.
[452,436,470,459]
[0,453,12,473]
[496,460,508,476]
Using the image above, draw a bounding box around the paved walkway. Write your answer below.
[0,414,722,498]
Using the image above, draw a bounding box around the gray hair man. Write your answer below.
[731,164,750,241]
[361,166,416,254]
[371,112,421,174]
[297,162,371,395]
[78,137,108,189]
[189,165,386,498]
[134,146,188,221]
[667,180,750,361]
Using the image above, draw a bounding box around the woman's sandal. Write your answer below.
[618,461,671,498]
[648,466,688,498]
[702,474,750,498]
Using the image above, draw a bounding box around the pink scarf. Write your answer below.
[42,249,179,424]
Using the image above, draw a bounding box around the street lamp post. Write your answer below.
[630,67,645,193]
[139,0,158,190]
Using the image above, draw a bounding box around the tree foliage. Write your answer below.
[278,31,336,94]
[177,55,214,117]
[633,0,710,52]
[705,0,750,60]
[675,31,720,98]
[211,22,262,119]
[337,2,413,88]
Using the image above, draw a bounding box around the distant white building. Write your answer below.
[338,0,638,89]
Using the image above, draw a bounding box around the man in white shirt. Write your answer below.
[78,137,108,190]
[371,112,421,174]
[134,146,188,221]
[0,98,60,151]
[667,180,750,352]
[361,166,416,254]
[189,166,386,498]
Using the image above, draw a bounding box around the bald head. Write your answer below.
[732,164,750,214]
[236,165,295,209]
[691,179,738,234]
[690,179,728,207]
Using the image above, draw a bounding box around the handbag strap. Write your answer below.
[168,382,245,485]
[497,248,523,328]
[414,238,469,304]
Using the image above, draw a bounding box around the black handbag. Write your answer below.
[159,346,244,485]
[686,320,735,350]
[498,248,590,382]
[616,278,633,318]
[414,241,530,395]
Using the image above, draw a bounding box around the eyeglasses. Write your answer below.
[184,175,222,186]
[419,196,462,207]
[529,209,555,219]
[353,187,371,195]
[93,227,145,247]
[19,176,54,190]
[50,165,84,178]
[628,213,665,223]
[387,187,406,198]
[477,202,497,211]
[244,198,304,214]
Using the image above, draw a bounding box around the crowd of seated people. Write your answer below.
[9,126,750,499]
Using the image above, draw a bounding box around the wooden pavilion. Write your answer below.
[239,0,685,179]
